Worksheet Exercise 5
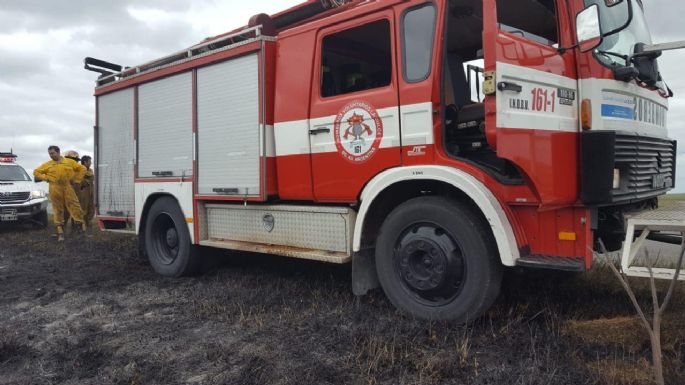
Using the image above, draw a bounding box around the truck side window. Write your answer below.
[496,0,558,45]
[402,3,437,82]
[321,19,392,97]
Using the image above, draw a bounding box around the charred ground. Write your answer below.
[0,225,683,385]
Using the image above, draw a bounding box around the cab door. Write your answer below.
[483,0,579,205]
[309,10,401,202]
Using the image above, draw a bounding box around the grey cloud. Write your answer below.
[0,51,46,79]
[644,0,685,42]
[79,20,201,62]
[0,0,193,34]
[0,1,212,177]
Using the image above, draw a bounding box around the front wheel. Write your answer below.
[144,196,200,277]
[375,197,502,322]
[33,210,48,229]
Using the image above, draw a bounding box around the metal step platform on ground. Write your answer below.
[621,201,685,280]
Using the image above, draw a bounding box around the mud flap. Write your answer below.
[351,249,379,296]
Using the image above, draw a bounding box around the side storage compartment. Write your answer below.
[199,203,355,263]
[195,41,276,200]
[96,88,135,224]
[138,72,193,179]
[197,54,260,197]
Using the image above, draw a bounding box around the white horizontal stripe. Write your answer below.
[274,102,433,156]
[496,62,579,132]
[578,78,669,138]
[260,124,276,157]
[309,106,400,154]
[401,102,434,146]
[274,120,310,156]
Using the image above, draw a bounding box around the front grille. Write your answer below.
[612,134,676,202]
[0,191,30,204]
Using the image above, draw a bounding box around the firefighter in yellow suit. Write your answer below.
[78,155,95,229]
[33,145,87,241]
[62,150,86,228]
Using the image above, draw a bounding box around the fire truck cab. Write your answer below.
[87,0,677,322]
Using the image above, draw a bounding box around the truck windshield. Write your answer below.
[585,0,653,67]
[0,166,31,181]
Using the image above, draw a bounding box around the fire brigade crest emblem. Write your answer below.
[333,101,383,163]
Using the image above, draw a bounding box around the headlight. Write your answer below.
[31,190,46,199]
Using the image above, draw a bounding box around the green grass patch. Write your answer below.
[660,193,685,202]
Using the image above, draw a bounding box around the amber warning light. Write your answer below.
[581,99,592,130]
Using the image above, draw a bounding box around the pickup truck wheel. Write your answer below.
[144,197,200,277]
[375,196,502,323]
[33,210,48,229]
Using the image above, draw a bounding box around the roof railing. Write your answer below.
[91,25,266,87]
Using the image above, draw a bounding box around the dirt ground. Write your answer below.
[1,224,684,385]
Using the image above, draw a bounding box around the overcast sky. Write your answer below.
[1,0,684,192]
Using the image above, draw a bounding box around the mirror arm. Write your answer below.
[633,40,685,58]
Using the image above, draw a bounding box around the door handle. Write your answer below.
[309,127,331,135]
[213,188,240,194]
[497,81,523,93]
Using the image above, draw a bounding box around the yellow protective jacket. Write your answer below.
[34,157,87,185]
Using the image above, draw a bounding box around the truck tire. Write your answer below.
[144,196,200,277]
[375,196,502,322]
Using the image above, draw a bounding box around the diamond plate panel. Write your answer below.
[628,202,685,222]
[205,204,355,254]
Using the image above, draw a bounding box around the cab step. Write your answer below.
[516,255,585,272]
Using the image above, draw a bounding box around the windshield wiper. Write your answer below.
[595,49,629,65]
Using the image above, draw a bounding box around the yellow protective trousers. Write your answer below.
[77,171,95,226]
[50,182,83,227]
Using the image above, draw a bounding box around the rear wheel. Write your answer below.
[375,196,502,322]
[144,196,200,277]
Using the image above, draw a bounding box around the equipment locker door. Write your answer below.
[97,88,135,219]
[309,10,401,202]
[197,53,262,198]
[482,0,579,205]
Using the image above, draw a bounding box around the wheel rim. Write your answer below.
[150,212,180,265]
[393,223,466,307]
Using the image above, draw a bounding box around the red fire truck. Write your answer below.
[86,0,679,321]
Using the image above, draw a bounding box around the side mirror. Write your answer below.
[576,4,602,53]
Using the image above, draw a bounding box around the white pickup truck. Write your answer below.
[0,152,48,227]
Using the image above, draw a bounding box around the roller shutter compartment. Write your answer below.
[138,72,193,179]
[197,54,261,196]
[97,88,135,217]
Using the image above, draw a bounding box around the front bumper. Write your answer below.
[0,198,48,222]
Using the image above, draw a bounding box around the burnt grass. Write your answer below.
[0,225,684,385]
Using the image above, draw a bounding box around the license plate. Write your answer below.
[652,174,674,189]
[0,209,17,221]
